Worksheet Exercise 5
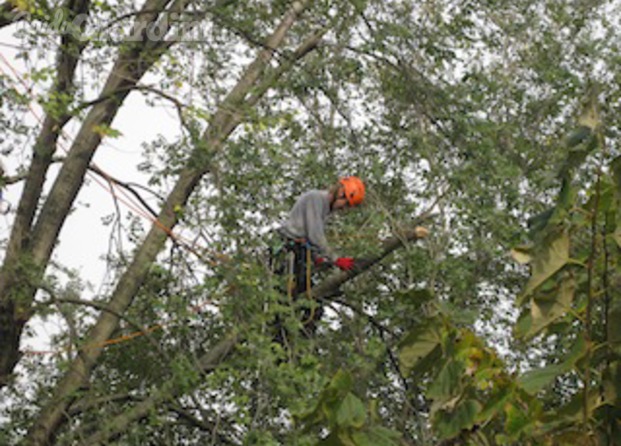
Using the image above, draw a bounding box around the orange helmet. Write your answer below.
[339,176,365,206]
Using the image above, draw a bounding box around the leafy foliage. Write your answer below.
[0,0,620,444]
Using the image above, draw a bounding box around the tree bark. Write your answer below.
[311,228,428,301]
[0,0,91,388]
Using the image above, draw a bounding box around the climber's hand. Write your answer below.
[334,257,355,271]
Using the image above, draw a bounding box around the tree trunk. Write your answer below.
[0,0,91,388]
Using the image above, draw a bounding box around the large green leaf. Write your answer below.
[518,337,586,395]
[350,426,401,446]
[518,363,567,396]
[398,318,442,375]
[525,276,575,338]
[336,393,366,429]
[476,385,513,423]
[433,399,482,439]
[427,359,465,402]
[514,310,533,339]
[329,369,354,394]
[518,231,570,305]
[300,370,354,426]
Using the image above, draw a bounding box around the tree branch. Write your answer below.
[67,393,139,417]
[2,159,163,220]
[0,1,27,29]
[310,226,430,301]
[167,402,237,445]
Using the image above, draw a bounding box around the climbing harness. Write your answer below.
[268,232,322,335]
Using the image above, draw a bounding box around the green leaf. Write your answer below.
[525,276,575,338]
[518,337,586,395]
[564,336,587,365]
[336,393,366,429]
[510,246,532,264]
[504,402,532,437]
[527,208,555,236]
[577,98,599,130]
[92,123,123,139]
[435,300,478,325]
[434,399,482,439]
[337,432,357,446]
[350,426,401,446]
[329,370,354,394]
[565,125,592,148]
[477,385,513,423]
[302,370,355,426]
[518,363,566,395]
[427,359,465,402]
[398,318,442,375]
[518,231,570,305]
[323,370,354,417]
[513,311,532,339]
[394,287,434,305]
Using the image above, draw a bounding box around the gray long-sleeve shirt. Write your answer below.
[279,190,336,260]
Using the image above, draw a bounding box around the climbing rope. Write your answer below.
[24,297,215,356]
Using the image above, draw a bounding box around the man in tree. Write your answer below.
[271,176,367,339]
[278,176,366,280]
[273,176,429,335]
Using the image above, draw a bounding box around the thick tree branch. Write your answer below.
[0,0,170,388]
[67,393,138,416]
[310,227,429,301]
[0,0,92,389]
[28,0,174,268]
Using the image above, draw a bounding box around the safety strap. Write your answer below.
[303,245,316,326]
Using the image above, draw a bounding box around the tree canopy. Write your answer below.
[0,0,620,444]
